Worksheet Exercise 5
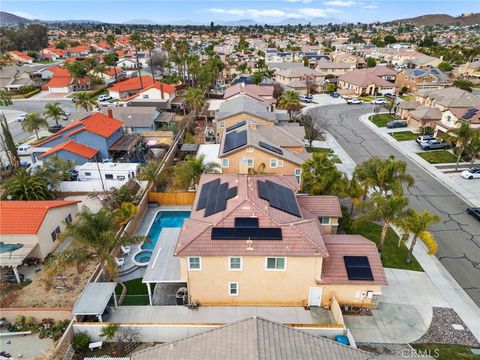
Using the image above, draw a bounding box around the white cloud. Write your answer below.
[362,3,379,9]
[323,1,356,6]
[297,8,341,17]
[207,8,287,18]
[8,11,37,20]
[285,0,313,3]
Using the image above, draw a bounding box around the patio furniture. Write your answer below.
[88,341,103,350]
[121,245,131,255]
[115,257,125,268]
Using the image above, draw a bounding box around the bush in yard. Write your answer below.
[401,86,408,94]
[338,205,353,233]
[72,331,91,351]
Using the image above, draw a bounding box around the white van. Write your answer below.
[16,144,31,155]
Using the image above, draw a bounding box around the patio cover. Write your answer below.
[143,228,182,283]
[109,135,142,152]
[0,243,37,267]
[180,143,199,152]
[72,282,117,317]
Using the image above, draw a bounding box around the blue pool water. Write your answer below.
[141,211,191,250]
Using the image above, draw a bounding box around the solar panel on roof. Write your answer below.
[227,186,237,200]
[463,108,478,120]
[257,180,301,217]
[226,120,246,132]
[344,256,374,281]
[235,217,259,228]
[197,179,236,217]
[211,227,282,240]
[413,70,424,76]
[259,141,283,155]
[224,130,247,153]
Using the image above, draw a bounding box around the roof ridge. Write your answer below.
[289,219,328,256]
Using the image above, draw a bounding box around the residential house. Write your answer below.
[435,107,480,137]
[218,121,309,182]
[396,100,421,120]
[315,60,354,80]
[100,106,175,134]
[224,83,276,108]
[395,68,451,93]
[91,67,124,85]
[9,51,33,64]
[123,82,177,110]
[0,200,79,280]
[175,174,387,307]
[67,45,90,57]
[274,66,324,94]
[41,66,90,93]
[40,47,67,61]
[0,65,36,90]
[265,49,293,64]
[456,57,480,79]
[33,112,124,164]
[107,75,157,99]
[332,52,365,69]
[416,87,480,111]
[409,54,442,68]
[117,58,138,69]
[338,67,396,96]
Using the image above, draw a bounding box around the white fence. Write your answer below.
[57,180,128,192]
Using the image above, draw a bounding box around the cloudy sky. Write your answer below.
[3,0,478,24]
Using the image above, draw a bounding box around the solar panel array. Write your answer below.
[463,108,478,120]
[211,227,282,240]
[259,141,283,155]
[431,68,440,75]
[224,130,247,153]
[344,256,374,281]
[226,120,246,132]
[234,217,259,228]
[196,179,238,217]
[257,180,301,217]
[413,69,424,77]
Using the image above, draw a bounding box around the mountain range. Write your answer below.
[393,13,480,26]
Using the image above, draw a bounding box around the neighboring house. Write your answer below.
[107,75,157,99]
[9,51,33,64]
[409,54,442,68]
[338,67,396,96]
[41,66,90,93]
[456,57,480,79]
[435,107,480,137]
[331,52,365,69]
[123,82,177,110]
[90,67,124,84]
[406,106,442,130]
[131,317,375,360]
[223,83,276,107]
[395,68,451,92]
[100,106,174,134]
[265,49,293,63]
[117,58,137,69]
[33,112,124,163]
[0,200,79,279]
[175,174,387,307]
[40,47,67,60]
[274,66,324,94]
[67,45,90,57]
[396,100,421,120]
[416,87,480,111]
[0,65,35,90]
[315,60,354,79]
[77,162,140,182]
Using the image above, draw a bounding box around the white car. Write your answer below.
[16,144,31,155]
[371,98,387,104]
[98,94,112,101]
[16,113,27,122]
[460,168,480,180]
[347,98,363,105]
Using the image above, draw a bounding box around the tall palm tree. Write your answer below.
[466,129,480,165]
[75,91,98,112]
[398,209,439,263]
[22,112,48,139]
[66,60,87,90]
[448,120,473,171]
[2,168,55,200]
[44,102,66,126]
[143,37,156,80]
[356,193,409,253]
[301,152,349,196]
[130,31,144,89]
[278,90,301,121]
[184,87,205,116]
[138,160,163,191]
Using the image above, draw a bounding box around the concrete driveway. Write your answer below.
[301,94,346,111]
[344,268,451,343]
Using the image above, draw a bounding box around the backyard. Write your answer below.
[416,151,458,164]
[388,131,418,141]
[411,344,480,360]
[369,114,397,127]
[117,278,149,306]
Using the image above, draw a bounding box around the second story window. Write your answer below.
[266,257,286,271]
[229,257,242,271]
[270,158,277,168]
[222,159,229,168]
[188,257,201,270]
[294,168,301,184]
[319,217,331,225]
[65,214,73,224]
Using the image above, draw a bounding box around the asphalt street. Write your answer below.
[308,104,480,307]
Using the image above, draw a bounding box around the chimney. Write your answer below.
[107,108,113,118]
[160,83,164,99]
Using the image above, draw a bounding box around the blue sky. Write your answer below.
[2,1,478,24]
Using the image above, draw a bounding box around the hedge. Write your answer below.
[22,88,41,98]
[89,87,107,97]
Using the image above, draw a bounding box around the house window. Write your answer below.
[266,257,286,271]
[84,172,91,176]
[51,226,61,242]
[277,160,284,168]
[222,159,229,168]
[246,158,254,168]
[319,217,331,225]
[105,174,114,180]
[229,282,239,296]
[229,257,242,271]
[220,121,225,128]
[270,158,277,168]
[117,175,125,180]
[294,168,301,184]
[65,214,73,224]
[142,94,149,99]
[188,257,201,270]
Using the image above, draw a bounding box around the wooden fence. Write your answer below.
[148,192,196,205]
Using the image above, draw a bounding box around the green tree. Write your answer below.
[105,34,116,49]
[44,102,66,126]
[398,209,439,263]
[174,154,220,189]
[184,87,205,116]
[325,83,336,93]
[356,193,409,253]
[448,120,474,171]
[302,152,349,196]
[453,79,473,92]
[138,160,163,191]
[383,35,397,45]
[100,323,120,342]
[22,112,48,139]
[252,71,263,85]
[366,57,377,68]
[278,90,301,121]
[103,52,119,82]
[36,157,75,188]
[74,91,98,112]
[465,129,480,165]
[114,202,138,227]
[66,61,87,90]
[2,168,55,200]
[437,61,452,72]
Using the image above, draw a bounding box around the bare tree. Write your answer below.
[299,114,329,149]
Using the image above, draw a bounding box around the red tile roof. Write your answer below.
[9,51,33,61]
[125,82,176,101]
[0,200,79,235]
[296,195,342,218]
[320,235,388,285]
[38,140,99,160]
[47,76,72,87]
[108,75,156,93]
[68,45,89,53]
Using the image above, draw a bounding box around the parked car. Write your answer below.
[48,124,64,133]
[98,94,112,101]
[416,135,436,144]
[20,161,31,168]
[71,97,78,103]
[467,207,480,221]
[386,120,408,129]
[347,98,363,105]
[385,93,397,99]
[305,94,313,100]
[16,113,27,122]
[330,92,340,98]
[419,140,451,151]
[61,112,71,121]
[299,95,312,103]
[16,144,31,155]
[371,98,387,104]
[460,168,480,180]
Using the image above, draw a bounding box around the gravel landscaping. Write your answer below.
[413,307,480,347]
[357,343,412,356]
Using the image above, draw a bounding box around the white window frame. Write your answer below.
[270,158,277,168]
[228,257,243,271]
[188,257,202,271]
[220,121,225,128]
[228,282,239,296]
[222,158,229,168]
[319,217,331,225]
[265,257,287,271]
[277,159,284,168]
[294,168,302,183]
[244,158,254,168]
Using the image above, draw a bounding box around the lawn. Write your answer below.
[388,131,418,141]
[116,278,149,305]
[358,96,374,102]
[411,344,480,360]
[347,222,424,272]
[305,147,342,163]
[369,114,396,127]
[416,151,458,164]
[400,94,416,101]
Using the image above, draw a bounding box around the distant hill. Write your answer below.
[123,19,158,25]
[0,11,33,25]
[220,19,258,26]
[394,13,480,26]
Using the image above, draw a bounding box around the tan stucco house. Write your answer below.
[338,67,396,96]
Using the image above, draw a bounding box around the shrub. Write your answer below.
[72,331,91,351]
[23,88,41,98]
[338,205,353,233]
[401,86,408,94]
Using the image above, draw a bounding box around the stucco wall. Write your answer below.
[321,284,382,308]
[43,149,92,165]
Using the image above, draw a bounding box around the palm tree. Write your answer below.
[301,152,349,196]
[100,323,120,342]
[138,160,163,191]
[66,60,87,90]
[184,87,205,116]
[114,202,138,226]
[104,52,119,83]
[130,31,144,89]
[75,91,98,112]
[174,154,220,189]
[466,129,480,165]
[22,112,48,139]
[2,168,55,200]
[448,120,473,171]
[356,193,409,253]
[105,34,116,50]
[398,209,439,263]
[278,90,301,121]
[143,37,156,80]
[44,102,66,126]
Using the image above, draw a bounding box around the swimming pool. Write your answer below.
[142,211,191,250]
[133,250,153,266]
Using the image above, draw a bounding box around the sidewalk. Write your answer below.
[359,113,480,207]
